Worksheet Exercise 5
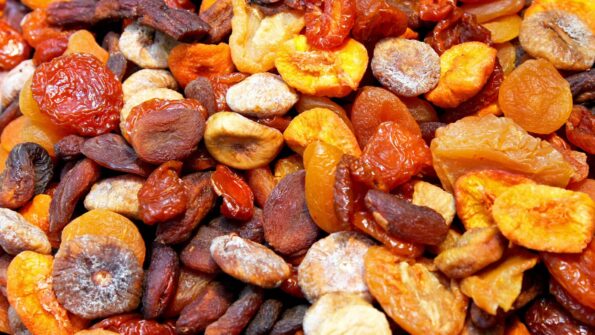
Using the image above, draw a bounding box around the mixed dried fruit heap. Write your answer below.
[0,0,593,334]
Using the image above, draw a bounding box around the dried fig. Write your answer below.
[0,208,51,255]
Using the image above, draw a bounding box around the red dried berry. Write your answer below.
[211,165,255,221]
[138,161,188,225]
[0,20,30,71]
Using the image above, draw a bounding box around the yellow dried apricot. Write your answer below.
[454,169,535,230]
[61,209,146,264]
[425,42,497,108]
[168,43,235,87]
[295,95,354,132]
[0,146,8,173]
[524,0,595,33]
[20,77,55,128]
[495,42,516,75]
[284,107,361,156]
[7,251,83,335]
[482,15,521,43]
[274,154,304,184]
[19,194,54,246]
[460,249,539,315]
[499,58,573,134]
[63,30,109,64]
[493,184,595,253]
[275,35,368,97]
[1,116,69,157]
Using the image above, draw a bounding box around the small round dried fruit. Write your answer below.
[211,164,255,221]
[52,235,143,319]
[304,0,355,49]
[31,53,123,136]
[371,38,440,97]
[0,208,51,255]
[493,184,595,253]
[519,10,595,71]
[168,42,234,88]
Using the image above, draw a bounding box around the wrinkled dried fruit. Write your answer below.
[184,77,217,115]
[163,268,214,318]
[2,60,35,109]
[245,299,283,335]
[83,175,143,220]
[246,167,275,208]
[63,30,109,64]
[0,21,30,71]
[365,246,468,335]
[168,42,234,88]
[211,234,290,288]
[143,244,179,319]
[546,134,588,185]
[226,73,298,117]
[120,88,183,136]
[371,38,440,97]
[425,9,492,55]
[549,279,595,327]
[81,133,150,177]
[53,235,143,319]
[1,115,69,158]
[411,181,455,226]
[211,165,255,221]
[303,292,368,334]
[19,194,52,246]
[54,135,85,161]
[524,0,595,33]
[419,0,455,22]
[122,69,179,101]
[304,0,355,49]
[176,281,235,335]
[119,22,178,69]
[493,184,595,253]
[499,58,573,134]
[333,154,366,228]
[482,14,520,43]
[525,298,592,335]
[352,0,407,45]
[461,0,524,23]
[269,305,307,335]
[138,161,187,225]
[199,0,233,43]
[0,208,51,255]
[92,314,176,335]
[566,105,595,154]
[205,286,264,335]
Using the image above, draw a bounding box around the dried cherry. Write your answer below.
[352,0,407,45]
[0,20,30,71]
[143,244,179,319]
[81,133,151,177]
[304,0,355,49]
[211,165,255,221]
[425,9,492,55]
[138,161,188,225]
[205,286,264,335]
[525,298,593,335]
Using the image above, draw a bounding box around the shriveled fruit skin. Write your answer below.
[525,298,593,335]
[566,105,595,155]
[364,246,468,335]
[176,281,234,335]
[92,314,176,334]
[168,42,234,88]
[492,184,595,253]
[549,279,595,327]
[304,0,355,49]
[142,244,179,320]
[352,0,407,46]
[204,286,263,335]
[0,20,30,71]
[430,114,574,192]
[482,14,521,43]
[138,161,187,225]
[211,165,255,221]
[0,208,51,255]
[524,0,595,34]
[460,0,524,24]
[499,59,573,134]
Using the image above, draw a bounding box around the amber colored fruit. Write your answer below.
[33,35,69,65]
[64,30,109,64]
[211,164,255,221]
[138,161,187,225]
[351,86,420,148]
[461,0,525,23]
[568,179,595,202]
[482,15,521,43]
[495,42,516,75]
[0,146,8,174]
[0,295,9,334]
[304,0,355,49]
[168,43,234,88]
[493,184,595,253]
[295,95,354,133]
[21,9,69,48]
[304,141,347,233]
[284,107,361,157]
[275,35,368,97]
[19,194,52,241]
[524,0,595,33]
[400,97,438,123]
[7,251,82,335]
[499,59,572,134]
[61,209,146,264]
[430,114,574,192]
[454,169,535,229]
[460,249,539,315]
[1,116,69,157]
[0,20,30,71]
[75,330,120,335]
[505,317,530,335]
[199,0,217,12]
[352,0,407,45]
[164,0,196,10]
[273,155,304,184]
[22,0,59,9]
[20,77,55,127]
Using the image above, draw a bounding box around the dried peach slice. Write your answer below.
[7,251,83,335]
[283,107,361,156]
[482,15,521,43]
[275,35,368,97]
[426,42,497,108]
[493,184,595,253]
[454,169,535,229]
[460,249,539,315]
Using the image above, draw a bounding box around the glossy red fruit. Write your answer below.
[305,0,356,49]
[211,165,255,221]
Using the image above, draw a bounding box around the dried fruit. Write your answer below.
[424,9,492,55]
[122,69,178,101]
[1,115,69,157]
[269,305,307,335]
[566,105,595,154]
[275,35,368,97]
[54,135,85,161]
[435,227,506,279]
[333,154,366,228]
[0,208,51,255]
[63,30,109,64]
[92,314,176,335]
[549,279,595,327]
[546,134,588,185]
[143,244,179,319]
[168,42,234,87]
[425,42,496,108]
[226,73,298,117]
[431,115,574,191]
[303,292,368,334]
[246,167,275,208]
[0,21,30,71]
[298,231,374,303]
[75,330,119,335]
[493,184,595,253]
[264,170,319,255]
[211,234,290,288]
[138,161,187,225]
[304,0,355,49]
[352,0,407,45]
[204,112,284,169]
[83,175,143,219]
[524,0,595,33]
[371,38,440,97]
[19,194,52,244]
[175,281,234,335]
[482,14,521,43]
[411,181,455,226]
[0,142,54,209]
[525,298,592,335]
[364,246,468,335]
[229,0,304,73]
[184,77,218,115]
[120,88,183,137]
[199,0,233,43]
[163,268,214,318]
[7,305,31,335]
[81,133,151,177]
[245,299,283,335]
[52,235,143,319]
[119,22,178,69]
[401,96,438,123]
[62,208,146,266]
[454,169,535,229]
[461,0,524,23]
[204,286,263,335]
[211,164,254,221]
[1,60,35,109]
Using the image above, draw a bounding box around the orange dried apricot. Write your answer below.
[481,15,521,43]
[0,20,30,71]
[284,107,361,156]
[0,294,9,334]
[568,179,595,202]
[168,43,235,88]
[20,77,55,128]
[495,42,516,75]
[505,317,531,335]
[493,184,595,253]
[1,116,69,157]
[274,154,304,184]
[63,30,109,64]
[461,0,525,23]
[0,146,8,174]
[295,95,354,131]
[275,35,368,97]
[22,0,59,9]
[7,251,83,335]
[21,9,69,48]
[524,0,595,33]
[61,209,146,264]
[19,194,52,241]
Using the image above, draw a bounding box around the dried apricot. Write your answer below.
[138,161,187,225]
[524,0,595,33]
[495,42,516,75]
[19,77,55,128]
[211,164,255,221]
[275,35,368,97]
[168,43,234,88]
[63,30,109,64]
[21,8,67,49]
[569,178,595,202]
[352,0,407,45]
[1,116,69,157]
[461,0,524,23]
[424,9,493,55]
[304,0,355,49]
[525,297,592,335]
[481,14,521,43]
[493,184,595,253]
[0,20,30,71]
[22,0,59,9]
[566,105,595,155]
[176,281,234,335]
[19,194,51,238]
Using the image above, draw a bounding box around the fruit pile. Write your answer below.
[0,0,593,334]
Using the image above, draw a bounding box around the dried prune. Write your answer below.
[352,0,407,45]
[49,158,101,233]
[31,53,123,136]
[245,299,283,335]
[365,189,448,245]
[525,298,593,335]
[163,268,214,318]
[0,142,54,209]
[52,235,143,319]
[211,165,255,221]
[0,208,51,255]
[92,314,176,335]
[184,77,217,116]
[550,279,595,327]
[566,105,595,155]
[425,9,492,54]
[469,302,501,330]
[54,135,85,161]
[199,0,233,43]
[156,172,217,244]
[138,161,187,225]
[304,0,355,49]
[246,167,275,208]
[176,281,235,335]
[204,286,264,335]
[270,305,308,335]
[566,69,595,104]
[0,21,30,71]
[264,171,320,256]
[143,244,179,320]
[81,133,151,177]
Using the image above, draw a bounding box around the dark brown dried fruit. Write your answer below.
[566,105,595,155]
[2,0,29,33]
[0,143,54,209]
[264,171,320,256]
[365,189,448,245]
[419,121,446,144]
[246,167,275,208]
[143,244,179,319]
[565,68,595,104]
[184,77,217,116]
[425,9,492,55]
[352,0,408,46]
[162,268,214,318]
[52,235,143,319]
[92,314,176,335]
[205,286,264,335]
[156,172,217,244]
[525,298,593,335]
[138,161,187,225]
[279,264,304,298]
[176,281,235,335]
[102,31,121,53]
[49,158,100,234]
[470,302,501,329]
[550,279,595,327]
[0,100,21,135]
[54,135,86,161]
[107,52,129,82]
[137,0,211,41]
[270,305,308,335]
[81,133,151,177]
[199,0,233,43]
[245,299,283,335]
[184,144,216,172]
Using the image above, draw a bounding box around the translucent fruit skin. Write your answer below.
[0,20,30,71]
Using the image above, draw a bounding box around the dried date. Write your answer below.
[199,0,233,43]
[107,52,129,82]
[245,299,284,335]
[82,133,151,177]
[204,286,264,335]
[54,135,86,161]
[143,244,179,319]
[525,298,593,335]
[176,281,235,335]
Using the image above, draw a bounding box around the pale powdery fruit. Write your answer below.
[412,181,456,226]
[119,22,178,69]
[0,208,50,255]
[84,175,144,219]
[0,60,34,108]
[122,69,179,101]
[226,73,298,117]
